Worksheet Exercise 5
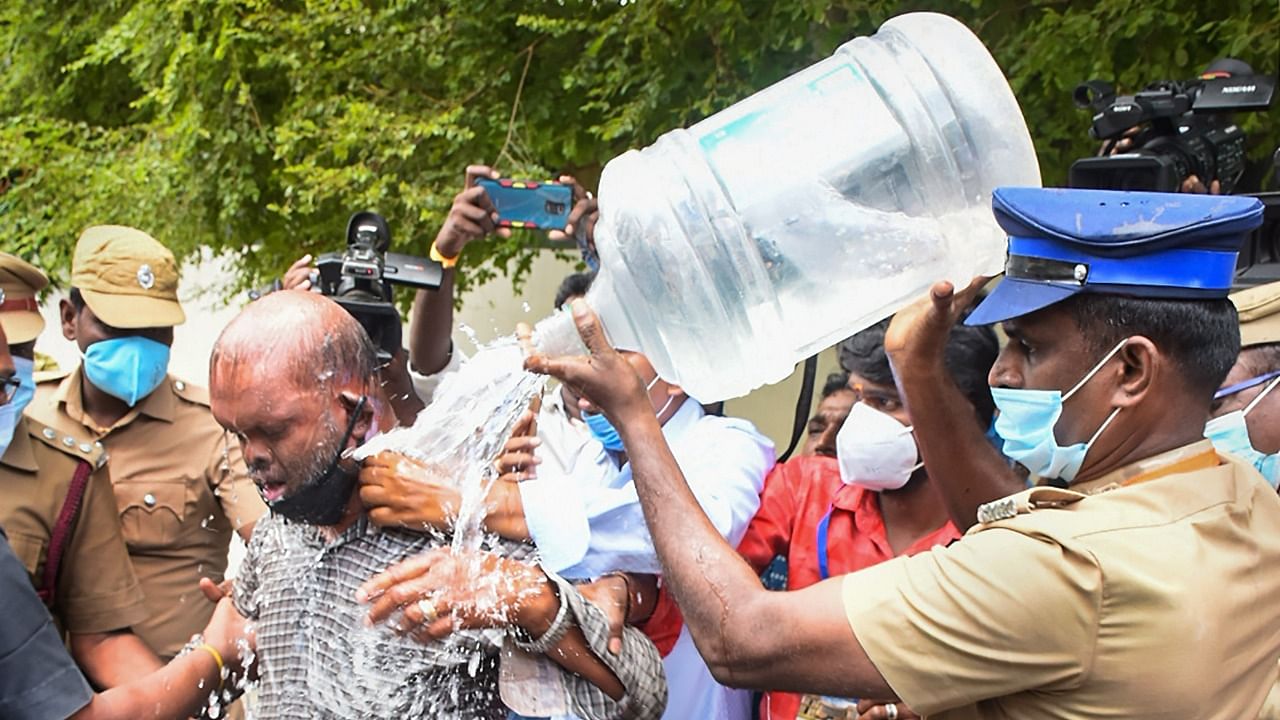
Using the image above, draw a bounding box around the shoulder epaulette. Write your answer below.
[976,486,1087,525]
[25,416,107,469]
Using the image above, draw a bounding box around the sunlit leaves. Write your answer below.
[1,0,1277,305]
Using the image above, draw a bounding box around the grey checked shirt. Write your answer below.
[235,514,665,720]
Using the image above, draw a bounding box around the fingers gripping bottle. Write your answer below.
[537,12,1040,401]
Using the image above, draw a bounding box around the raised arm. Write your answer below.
[523,301,892,699]
[409,165,508,378]
[883,279,1023,529]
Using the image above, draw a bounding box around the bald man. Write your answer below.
[210,291,665,720]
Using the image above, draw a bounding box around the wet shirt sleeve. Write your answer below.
[842,527,1101,714]
[409,347,466,407]
[58,464,150,634]
[519,472,593,573]
[233,521,264,621]
[0,530,93,720]
[501,572,668,720]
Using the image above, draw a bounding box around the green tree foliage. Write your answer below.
[2,0,1277,296]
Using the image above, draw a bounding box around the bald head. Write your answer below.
[211,290,377,395]
[209,291,380,516]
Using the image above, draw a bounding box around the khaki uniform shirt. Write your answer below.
[0,414,147,634]
[843,440,1280,719]
[31,367,267,657]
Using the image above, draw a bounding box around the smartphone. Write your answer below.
[476,178,573,231]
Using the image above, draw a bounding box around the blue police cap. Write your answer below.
[966,187,1264,326]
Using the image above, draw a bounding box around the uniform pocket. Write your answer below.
[115,481,187,551]
[7,531,45,579]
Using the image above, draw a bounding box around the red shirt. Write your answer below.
[736,455,962,719]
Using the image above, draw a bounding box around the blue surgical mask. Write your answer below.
[1205,375,1280,489]
[583,410,625,452]
[82,336,171,407]
[0,356,36,460]
[583,374,669,453]
[991,338,1128,483]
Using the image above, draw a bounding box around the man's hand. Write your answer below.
[435,165,511,258]
[523,300,649,422]
[496,405,541,482]
[281,255,315,291]
[1180,174,1222,195]
[198,577,234,603]
[856,699,919,720]
[578,574,630,655]
[883,277,989,377]
[359,451,461,530]
[356,548,554,644]
[547,175,599,247]
[202,596,255,675]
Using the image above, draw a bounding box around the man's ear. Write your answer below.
[1112,336,1158,409]
[59,298,78,343]
[339,390,376,444]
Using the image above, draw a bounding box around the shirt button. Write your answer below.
[143,493,157,507]
[79,443,93,453]
[174,380,186,392]
[62,436,75,447]
[42,428,56,440]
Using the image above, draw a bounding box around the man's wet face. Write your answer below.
[210,361,344,503]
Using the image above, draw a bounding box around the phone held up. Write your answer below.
[476,178,573,231]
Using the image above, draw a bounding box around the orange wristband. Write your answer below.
[197,642,225,690]
[430,241,460,269]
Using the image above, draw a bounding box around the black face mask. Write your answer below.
[267,395,366,526]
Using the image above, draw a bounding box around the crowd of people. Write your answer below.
[2,160,1280,720]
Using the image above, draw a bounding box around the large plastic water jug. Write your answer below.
[541,12,1040,401]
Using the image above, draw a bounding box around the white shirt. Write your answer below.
[408,344,467,406]
[520,389,774,720]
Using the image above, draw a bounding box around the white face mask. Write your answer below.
[835,402,923,491]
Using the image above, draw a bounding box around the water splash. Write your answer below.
[354,334,546,554]
[337,326,576,717]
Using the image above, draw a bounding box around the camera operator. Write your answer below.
[1082,58,1272,195]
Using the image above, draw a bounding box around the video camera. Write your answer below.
[1068,59,1275,193]
[314,211,444,363]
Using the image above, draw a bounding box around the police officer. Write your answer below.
[28,227,266,661]
[0,252,160,688]
[1205,279,1280,489]
[526,187,1280,719]
[1210,280,1280,720]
